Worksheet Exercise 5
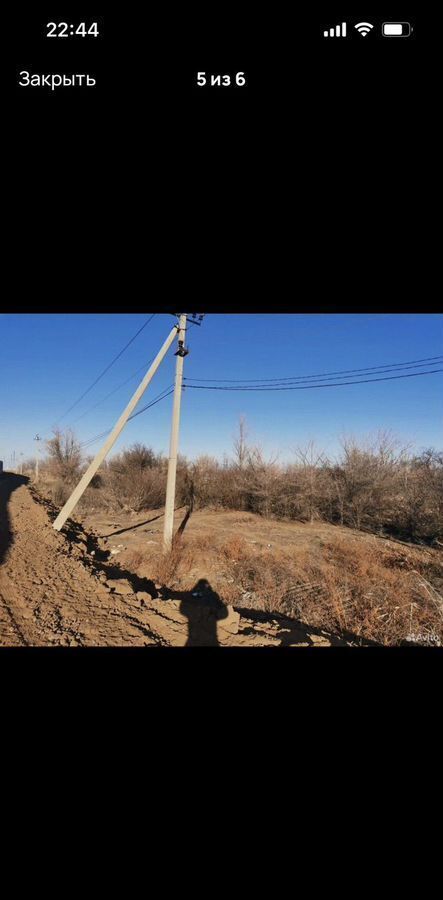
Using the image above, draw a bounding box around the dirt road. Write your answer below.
[0,474,358,646]
[0,473,166,646]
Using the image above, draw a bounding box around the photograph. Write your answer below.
[1,312,441,649]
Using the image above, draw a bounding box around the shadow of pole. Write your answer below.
[176,479,195,540]
[102,506,187,538]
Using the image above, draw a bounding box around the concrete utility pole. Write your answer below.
[163,314,188,553]
[34,434,42,482]
[53,321,181,532]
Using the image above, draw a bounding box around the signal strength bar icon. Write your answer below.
[323,22,347,37]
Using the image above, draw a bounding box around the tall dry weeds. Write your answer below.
[219,535,443,646]
[150,538,196,588]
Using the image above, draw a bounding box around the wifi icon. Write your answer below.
[355,22,374,36]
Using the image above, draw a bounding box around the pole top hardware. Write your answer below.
[187,314,205,326]
[170,313,205,326]
[175,340,189,358]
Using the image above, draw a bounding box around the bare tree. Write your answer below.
[293,441,329,523]
[46,429,82,484]
[398,448,443,541]
[243,446,281,517]
[233,416,249,470]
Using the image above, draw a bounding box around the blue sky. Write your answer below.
[1,313,442,467]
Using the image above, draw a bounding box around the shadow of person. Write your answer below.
[178,579,229,646]
[0,473,29,566]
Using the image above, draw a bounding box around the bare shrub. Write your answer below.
[51,479,69,507]
[190,456,216,507]
[290,441,329,522]
[46,429,82,484]
[394,449,443,543]
[77,485,109,514]
[21,458,36,477]
[116,444,159,470]
[105,444,166,512]
[187,429,442,547]
[241,446,282,517]
[107,468,166,512]
[38,423,443,547]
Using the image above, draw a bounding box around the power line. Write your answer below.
[58,314,157,422]
[79,385,174,450]
[72,358,155,424]
[58,357,442,440]
[128,386,174,422]
[185,359,443,388]
[184,368,443,392]
[80,387,173,450]
[79,429,111,451]
[184,355,443,384]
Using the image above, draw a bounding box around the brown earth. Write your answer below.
[79,502,443,645]
[0,473,372,647]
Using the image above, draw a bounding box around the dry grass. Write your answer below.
[120,533,218,594]
[150,538,196,588]
[38,455,442,646]
[218,535,443,646]
[118,530,443,645]
[230,514,258,526]
[125,549,147,570]
[187,533,216,552]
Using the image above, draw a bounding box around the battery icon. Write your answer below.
[382,22,412,36]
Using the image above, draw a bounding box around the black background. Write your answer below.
[9,5,426,313]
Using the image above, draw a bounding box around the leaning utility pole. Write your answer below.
[53,320,181,532]
[34,434,42,483]
[163,314,188,553]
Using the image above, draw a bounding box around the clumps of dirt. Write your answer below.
[34,490,192,611]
